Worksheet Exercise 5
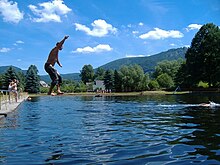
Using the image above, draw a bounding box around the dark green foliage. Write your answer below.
[60,79,76,93]
[114,70,122,92]
[25,65,40,93]
[17,71,26,91]
[94,67,105,80]
[185,23,220,87]
[0,74,3,88]
[40,87,49,93]
[74,81,87,92]
[1,66,18,89]
[175,62,191,88]
[80,64,94,84]
[153,59,184,80]
[119,65,149,92]
[153,59,184,89]
[148,80,160,90]
[156,73,174,89]
[104,70,114,91]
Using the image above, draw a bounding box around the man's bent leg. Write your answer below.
[57,73,64,94]
[48,83,55,95]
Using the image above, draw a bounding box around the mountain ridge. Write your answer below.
[98,47,187,72]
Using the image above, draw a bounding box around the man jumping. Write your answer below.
[44,36,69,96]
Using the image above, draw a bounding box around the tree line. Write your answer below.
[80,60,184,92]
[0,65,87,94]
[0,23,219,93]
[80,23,220,91]
[0,65,40,93]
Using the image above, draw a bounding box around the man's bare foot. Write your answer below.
[51,92,56,96]
[57,92,64,95]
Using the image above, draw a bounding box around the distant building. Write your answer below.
[40,81,48,87]
[86,80,105,92]
[93,80,105,92]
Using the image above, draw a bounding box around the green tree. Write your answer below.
[119,65,131,92]
[175,62,191,88]
[2,66,18,89]
[156,73,174,89]
[75,81,87,92]
[104,70,114,91]
[25,65,40,93]
[148,80,160,91]
[142,73,150,91]
[80,64,94,84]
[17,71,25,91]
[119,65,148,92]
[114,70,122,92]
[131,64,147,91]
[185,23,220,87]
[94,67,105,80]
[60,79,76,93]
[0,74,3,88]
[153,59,183,80]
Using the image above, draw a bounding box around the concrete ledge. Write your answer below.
[0,96,28,119]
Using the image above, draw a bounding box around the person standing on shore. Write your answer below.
[44,36,69,96]
[8,79,18,102]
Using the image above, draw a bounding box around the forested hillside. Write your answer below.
[99,47,187,72]
[0,66,26,74]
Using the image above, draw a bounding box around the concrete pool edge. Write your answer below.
[0,96,28,119]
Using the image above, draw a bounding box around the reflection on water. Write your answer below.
[0,94,220,164]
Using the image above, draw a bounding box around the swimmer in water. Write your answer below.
[199,101,218,107]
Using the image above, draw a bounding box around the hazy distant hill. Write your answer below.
[40,73,81,83]
[0,65,26,74]
[0,65,80,83]
[98,47,187,72]
[0,47,187,82]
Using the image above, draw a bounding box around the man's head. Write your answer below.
[56,42,63,50]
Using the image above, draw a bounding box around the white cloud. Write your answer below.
[139,22,144,26]
[139,28,183,40]
[170,43,176,46]
[126,54,145,58]
[28,0,71,23]
[16,40,24,44]
[72,44,112,54]
[186,24,202,32]
[0,47,11,53]
[132,31,139,34]
[75,19,117,37]
[0,0,24,23]
[13,40,24,46]
[127,24,132,28]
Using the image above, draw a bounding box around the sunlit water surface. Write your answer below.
[0,94,220,164]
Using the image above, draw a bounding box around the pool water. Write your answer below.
[0,94,220,164]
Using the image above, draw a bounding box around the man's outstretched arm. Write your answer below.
[57,36,69,47]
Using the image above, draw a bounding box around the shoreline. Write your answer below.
[29,90,220,97]
[30,91,191,97]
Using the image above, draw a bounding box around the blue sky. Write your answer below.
[0,0,219,75]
